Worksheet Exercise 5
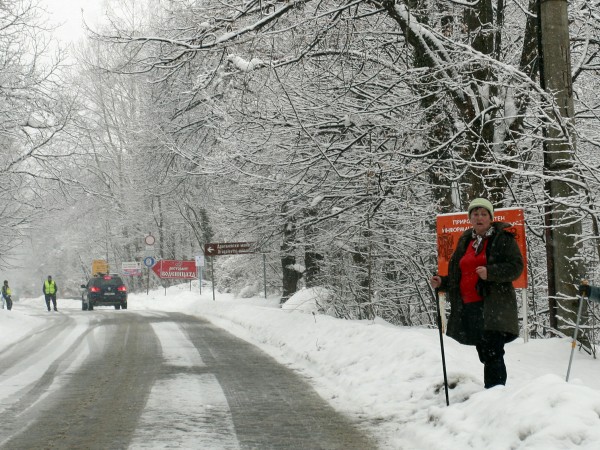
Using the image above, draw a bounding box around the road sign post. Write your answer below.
[143,234,156,294]
[143,257,156,295]
[195,255,205,295]
[263,253,267,299]
[211,257,215,301]
[203,242,261,301]
[200,265,203,295]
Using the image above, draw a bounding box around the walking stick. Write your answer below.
[566,283,587,382]
[435,288,450,406]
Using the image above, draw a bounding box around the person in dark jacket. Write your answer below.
[43,275,58,311]
[430,198,524,388]
[2,280,12,310]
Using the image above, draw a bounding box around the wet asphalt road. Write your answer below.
[0,310,377,449]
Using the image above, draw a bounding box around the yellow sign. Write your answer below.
[92,259,109,276]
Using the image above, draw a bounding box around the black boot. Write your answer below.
[484,357,507,388]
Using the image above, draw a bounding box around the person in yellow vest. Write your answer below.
[43,275,58,311]
[2,280,12,310]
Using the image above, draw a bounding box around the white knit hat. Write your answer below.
[468,198,494,218]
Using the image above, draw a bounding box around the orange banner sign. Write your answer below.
[436,208,528,289]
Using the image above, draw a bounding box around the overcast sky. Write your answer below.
[42,0,103,42]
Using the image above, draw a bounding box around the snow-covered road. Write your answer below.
[0,299,374,449]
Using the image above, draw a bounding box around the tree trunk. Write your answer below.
[280,219,301,304]
[304,210,323,287]
[304,249,323,287]
[538,0,583,334]
[351,245,375,320]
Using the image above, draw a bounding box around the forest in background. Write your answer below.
[2,0,600,351]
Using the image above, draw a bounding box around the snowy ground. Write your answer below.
[2,282,600,449]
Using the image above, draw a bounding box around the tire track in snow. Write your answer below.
[129,321,240,449]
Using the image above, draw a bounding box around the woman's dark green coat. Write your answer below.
[439,222,524,345]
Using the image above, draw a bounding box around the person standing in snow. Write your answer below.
[430,198,524,388]
[2,280,12,310]
[43,275,58,311]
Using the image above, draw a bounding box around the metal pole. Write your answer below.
[435,289,450,406]
[211,257,215,301]
[522,289,529,343]
[105,219,109,267]
[566,293,585,381]
[263,253,267,299]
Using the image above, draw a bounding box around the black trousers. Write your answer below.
[462,302,507,388]
[476,331,507,388]
[45,294,57,310]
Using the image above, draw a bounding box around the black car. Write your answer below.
[81,274,128,311]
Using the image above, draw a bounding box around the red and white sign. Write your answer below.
[204,242,256,256]
[122,261,142,277]
[436,208,527,288]
[151,260,197,279]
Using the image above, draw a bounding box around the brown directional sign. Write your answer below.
[204,242,256,256]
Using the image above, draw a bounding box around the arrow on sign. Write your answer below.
[151,260,162,277]
[151,260,197,279]
[204,242,256,256]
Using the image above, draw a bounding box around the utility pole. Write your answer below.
[538,0,583,333]
[105,219,110,270]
